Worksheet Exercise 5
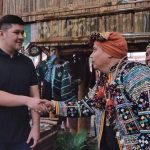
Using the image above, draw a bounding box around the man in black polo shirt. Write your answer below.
[0,15,51,150]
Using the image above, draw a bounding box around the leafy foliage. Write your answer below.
[56,129,98,150]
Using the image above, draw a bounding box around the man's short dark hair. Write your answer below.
[0,15,24,30]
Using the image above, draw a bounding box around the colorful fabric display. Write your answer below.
[51,64,63,100]
[61,61,77,102]
[44,54,57,83]
[50,61,78,102]
[43,59,78,102]
[36,60,48,83]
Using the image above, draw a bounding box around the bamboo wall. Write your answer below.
[1,0,150,45]
[2,0,134,15]
[2,0,148,19]
[26,10,150,43]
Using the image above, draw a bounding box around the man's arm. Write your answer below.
[29,85,40,128]
[0,90,37,107]
[27,85,45,148]
[0,90,49,111]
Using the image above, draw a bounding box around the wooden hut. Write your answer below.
[1,0,150,52]
[0,0,150,148]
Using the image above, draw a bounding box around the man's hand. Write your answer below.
[26,98,53,113]
[26,124,40,148]
[34,99,53,114]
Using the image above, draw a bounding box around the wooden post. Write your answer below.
[77,66,91,133]
[0,0,3,16]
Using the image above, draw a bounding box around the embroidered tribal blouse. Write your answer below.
[53,57,150,149]
[94,58,150,150]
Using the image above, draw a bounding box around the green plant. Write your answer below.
[56,129,98,150]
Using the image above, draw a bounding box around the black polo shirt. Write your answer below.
[0,48,38,143]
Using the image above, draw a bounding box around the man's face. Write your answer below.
[146,48,150,67]
[90,41,110,73]
[1,24,24,52]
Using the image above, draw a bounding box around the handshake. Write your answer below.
[26,98,54,114]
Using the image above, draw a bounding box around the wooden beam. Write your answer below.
[17,1,150,22]
[30,32,150,45]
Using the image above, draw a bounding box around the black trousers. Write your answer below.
[100,125,120,150]
[0,142,31,150]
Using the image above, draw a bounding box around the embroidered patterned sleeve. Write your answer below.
[66,71,109,118]
[123,64,150,150]
[67,85,96,118]
[66,77,102,118]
